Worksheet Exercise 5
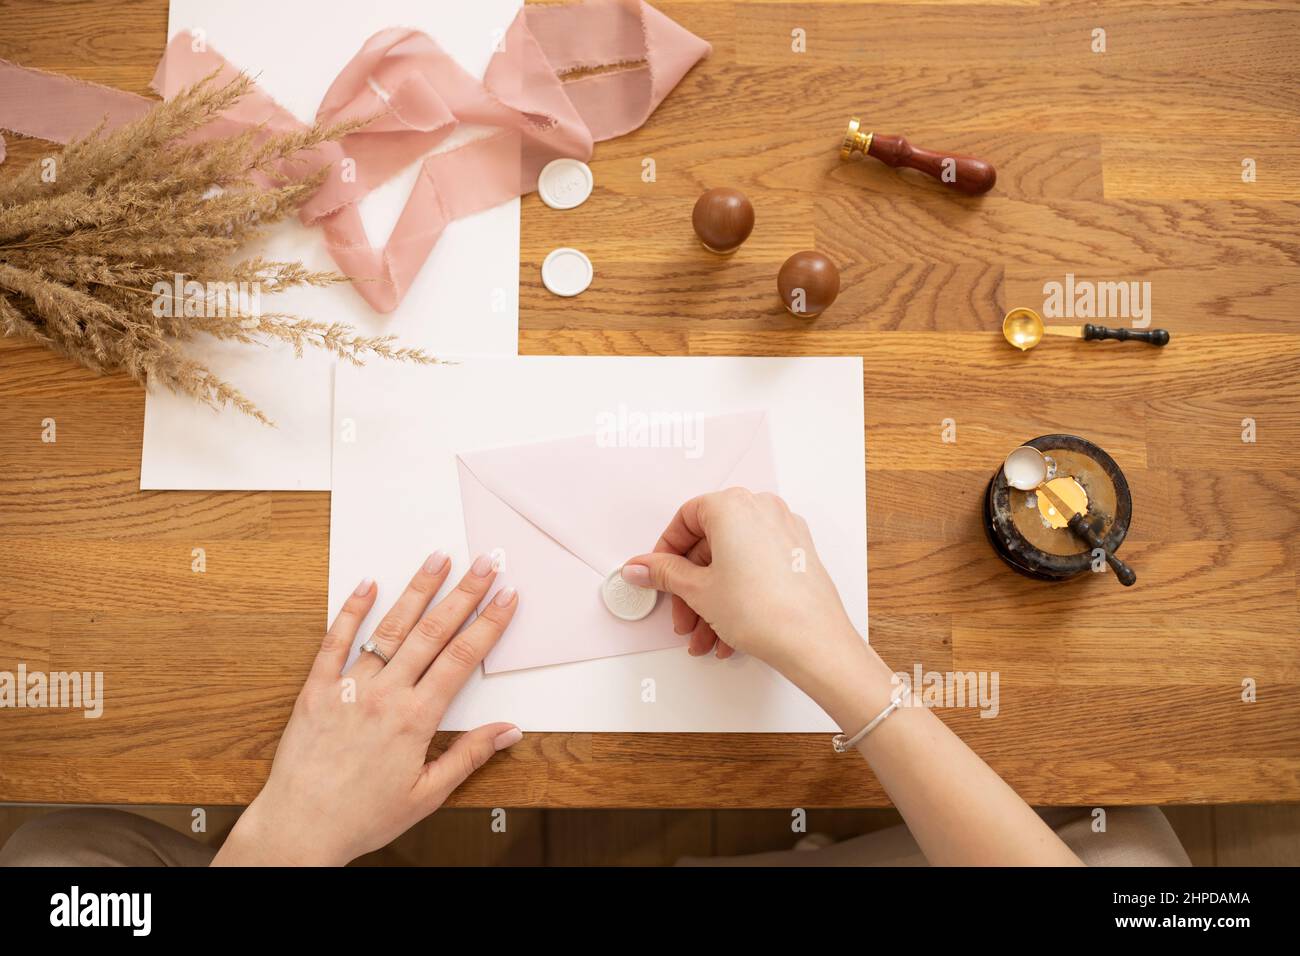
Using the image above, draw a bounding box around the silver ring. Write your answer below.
[360,640,390,665]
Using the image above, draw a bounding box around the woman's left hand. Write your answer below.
[212,552,521,866]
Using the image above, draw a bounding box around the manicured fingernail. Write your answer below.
[353,577,374,597]
[471,553,494,577]
[492,587,517,607]
[493,726,523,751]
[423,550,448,574]
[620,564,652,587]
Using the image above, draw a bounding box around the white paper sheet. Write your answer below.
[327,357,868,732]
[142,0,522,491]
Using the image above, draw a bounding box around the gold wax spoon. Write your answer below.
[1002,307,1171,352]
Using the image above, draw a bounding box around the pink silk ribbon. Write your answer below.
[0,0,710,312]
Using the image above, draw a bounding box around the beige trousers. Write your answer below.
[0,809,216,867]
[0,806,1189,867]
[678,807,1191,866]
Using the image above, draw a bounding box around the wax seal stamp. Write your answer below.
[839,116,997,195]
[601,568,658,621]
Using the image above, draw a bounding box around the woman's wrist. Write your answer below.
[775,627,900,735]
[212,795,349,867]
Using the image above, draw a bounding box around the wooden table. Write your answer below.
[1,0,1297,808]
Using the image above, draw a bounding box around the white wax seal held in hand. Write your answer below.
[538,158,594,209]
[601,567,658,621]
[541,247,593,297]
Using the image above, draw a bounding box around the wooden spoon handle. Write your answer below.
[1082,324,1171,346]
[868,134,997,195]
[1067,513,1137,586]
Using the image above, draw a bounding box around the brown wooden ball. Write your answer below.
[777,250,840,317]
[692,187,754,254]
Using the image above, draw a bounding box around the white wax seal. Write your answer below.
[541,247,593,297]
[601,568,658,621]
[538,158,594,209]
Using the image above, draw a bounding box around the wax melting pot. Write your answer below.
[692,187,754,254]
[984,435,1134,583]
[839,117,997,196]
[777,250,840,318]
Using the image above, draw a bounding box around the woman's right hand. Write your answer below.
[622,490,1084,868]
[619,488,863,671]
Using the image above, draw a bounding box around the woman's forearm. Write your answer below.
[623,490,1080,865]
[781,633,1083,866]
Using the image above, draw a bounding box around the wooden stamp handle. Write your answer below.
[1067,514,1137,586]
[868,134,997,195]
[1082,324,1171,346]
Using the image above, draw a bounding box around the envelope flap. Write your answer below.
[456,410,772,576]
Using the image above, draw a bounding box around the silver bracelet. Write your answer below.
[831,692,907,753]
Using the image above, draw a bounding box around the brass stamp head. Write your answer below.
[840,116,873,160]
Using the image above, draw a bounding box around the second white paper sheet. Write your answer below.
[328,357,868,732]
[142,0,522,491]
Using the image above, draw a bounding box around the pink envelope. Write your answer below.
[456,410,778,673]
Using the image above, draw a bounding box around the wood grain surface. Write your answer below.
[1,0,1298,808]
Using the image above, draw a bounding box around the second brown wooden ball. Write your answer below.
[777,251,840,317]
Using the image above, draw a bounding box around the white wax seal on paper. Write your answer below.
[538,158,594,209]
[601,568,658,622]
[541,247,593,297]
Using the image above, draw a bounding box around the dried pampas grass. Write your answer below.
[0,73,435,425]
